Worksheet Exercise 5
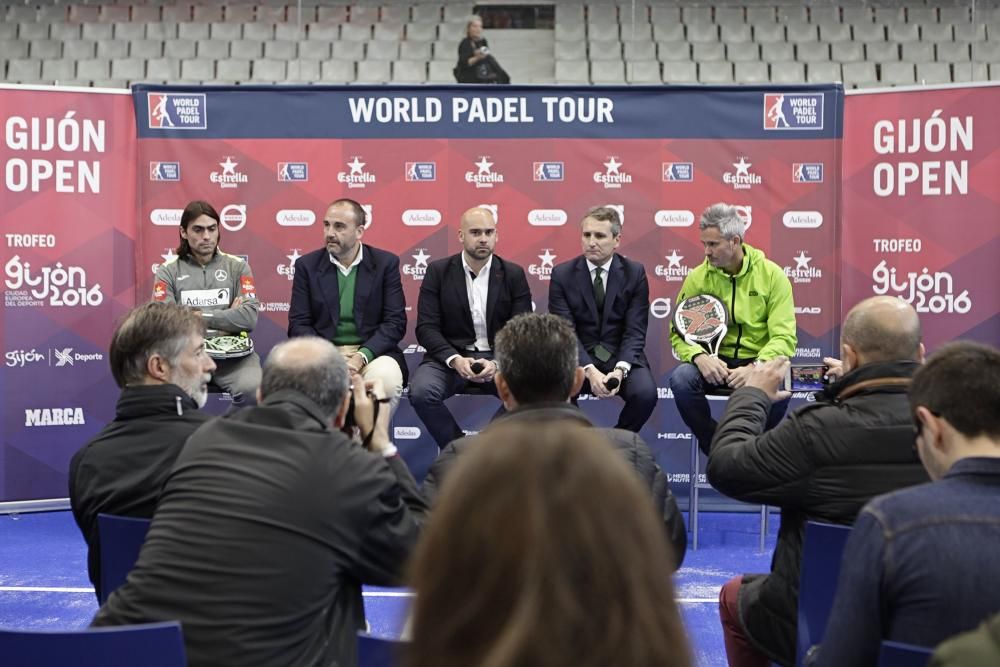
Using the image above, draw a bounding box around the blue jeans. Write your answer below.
[669,361,790,455]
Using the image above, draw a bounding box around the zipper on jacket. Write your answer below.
[731,276,743,359]
[175,396,183,416]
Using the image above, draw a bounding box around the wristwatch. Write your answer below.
[614,363,630,379]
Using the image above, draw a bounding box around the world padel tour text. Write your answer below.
[348,96,615,124]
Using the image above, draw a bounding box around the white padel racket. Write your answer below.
[673,294,729,357]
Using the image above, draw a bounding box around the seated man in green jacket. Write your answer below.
[669,202,797,454]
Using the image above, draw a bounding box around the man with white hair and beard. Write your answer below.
[70,301,216,599]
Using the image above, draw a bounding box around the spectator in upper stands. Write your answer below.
[406,420,692,667]
[422,312,688,569]
[813,341,1000,667]
[92,337,427,667]
[69,301,214,600]
[454,14,510,84]
[707,295,930,667]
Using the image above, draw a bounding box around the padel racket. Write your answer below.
[673,294,728,357]
[205,332,255,360]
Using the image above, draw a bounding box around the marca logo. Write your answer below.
[649,297,672,319]
[402,209,442,227]
[528,249,557,281]
[277,162,308,182]
[276,249,301,281]
[782,211,824,229]
[533,162,564,181]
[796,347,822,358]
[405,161,436,181]
[209,157,248,189]
[51,347,104,366]
[527,209,567,226]
[465,156,504,189]
[654,250,691,283]
[337,156,376,189]
[149,162,180,181]
[393,426,421,439]
[220,204,247,232]
[657,387,675,399]
[662,162,693,182]
[5,349,45,367]
[276,209,315,227]
[764,93,824,131]
[402,249,430,280]
[654,210,694,227]
[150,208,183,226]
[783,251,823,284]
[723,157,762,191]
[793,163,824,183]
[593,157,632,189]
[147,92,206,130]
[25,407,85,427]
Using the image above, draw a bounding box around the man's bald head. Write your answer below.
[841,296,922,365]
[460,207,495,231]
[260,337,350,419]
[459,207,497,262]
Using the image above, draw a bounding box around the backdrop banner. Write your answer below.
[1,86,137,502]
[842,84,1000,351]
[132,84,844,506]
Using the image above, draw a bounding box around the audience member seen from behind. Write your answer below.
[707,296,930,667]
[454,14,510,83]
[930,611,1000,667]
[421,312,687,569]
[93,337,427,667]
[406,421,692,667]
[69,302,214,599]
[814,341,1000,667]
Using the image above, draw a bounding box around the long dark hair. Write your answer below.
[176,200,221,260]
[406,421,692,667]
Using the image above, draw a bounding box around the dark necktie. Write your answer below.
[593,267,605,312]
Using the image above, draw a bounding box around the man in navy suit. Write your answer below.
[410,206,533,448]
[288,198,407,412]
[548,206,657,432]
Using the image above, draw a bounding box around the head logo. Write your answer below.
[405,162,436,181]
[277,162,308,182]
[403,249,431,280]
[533,162,564,181]
[210,157,248,189]
[793,163,824,183]
[465,156,504,188]
[25,407,85,426]
[764,93,824,131]
[149,162,180,181]
[277,249,301,280]
[593,156,632,189]
[220,204,247,232]
[528,249,557,281]
[147,92,206,130]
[662,162,694,182]
[654,250,691,282]
[723,157,762,191]
[337,156,376,189]
[783,251,823,284]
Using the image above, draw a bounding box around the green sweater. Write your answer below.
[670,243,796,363]
[331,267,373,362]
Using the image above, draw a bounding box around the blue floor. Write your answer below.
[0,510,777,666]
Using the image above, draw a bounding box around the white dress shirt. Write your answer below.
[329,243,364,276]
[584,255,632,375]
[445,253,493,368]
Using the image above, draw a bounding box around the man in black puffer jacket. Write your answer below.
[422,312,686,570]
[708,296,930,667]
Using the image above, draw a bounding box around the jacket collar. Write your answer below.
[703,243,760,279]
[494,401,593,426]
[945,456,1000,480]
[257,389,333,432]
[821,359,920,402]
[115,384,200,419]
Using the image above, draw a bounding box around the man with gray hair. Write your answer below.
[549,206,657,432]
[93,337,427,667]
[422,313,687,570]
[70,301,216,599]
[669,202,796,453]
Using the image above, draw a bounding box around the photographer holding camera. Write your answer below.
[93,337,427,667]
[454,15,510,84]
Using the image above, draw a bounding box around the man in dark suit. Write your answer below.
[548,206,657,432]
[410,206,533,448]
[288,198,407,413]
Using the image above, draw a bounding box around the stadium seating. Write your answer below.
[1,1,998,88]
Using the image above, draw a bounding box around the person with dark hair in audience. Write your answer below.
[406,420,693,667]
[454,14,510,84]
[69,302,215,600]
[707,296,930,667]
[92,337,427,667]
[812,341,1000,667]
[409,206,532,448]
[549,206,657,432]
[289,197,407,414]
[422,312,687,569]
[152,199,261,403]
